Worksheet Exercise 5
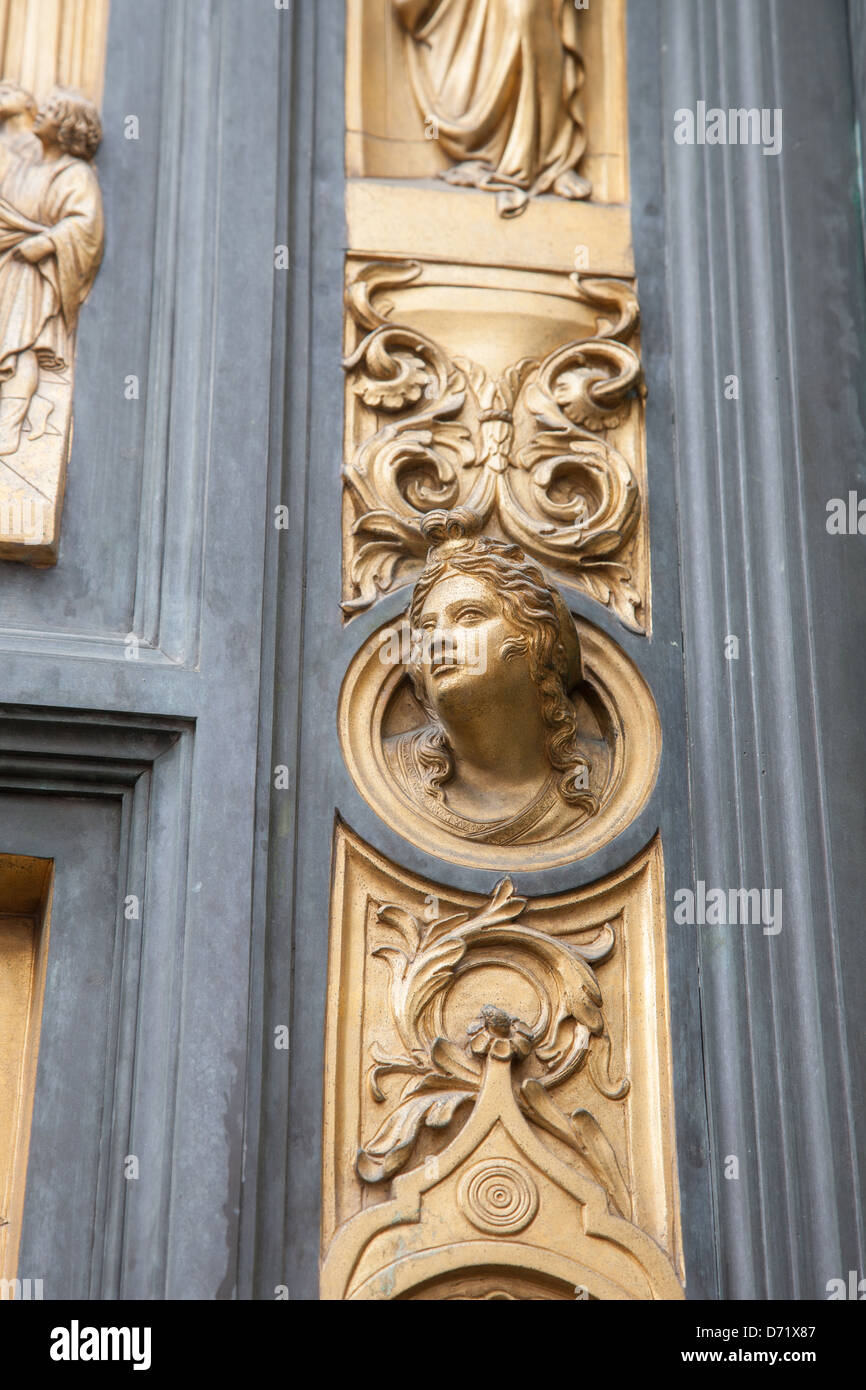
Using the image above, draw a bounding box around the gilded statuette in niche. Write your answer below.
[321,825,685,1300]
[393,0,591,217]
[339,507,660,870]
[0,82,104,564]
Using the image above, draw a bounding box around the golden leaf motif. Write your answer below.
[358,878,630,1212]
[343,264,645,628]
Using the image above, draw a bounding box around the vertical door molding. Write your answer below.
[655,0,866,1297]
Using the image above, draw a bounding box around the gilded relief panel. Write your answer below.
[0,854,52,1291]
[346,0,629,207]
[330,0,684,1301]
[0,0,108,564]
[321,824,684,1301]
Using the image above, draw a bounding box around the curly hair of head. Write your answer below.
[48,88,102,160]
[406,508,598,816]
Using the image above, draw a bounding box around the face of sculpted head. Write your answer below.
[0,80,36,121]
[399,508,598,828]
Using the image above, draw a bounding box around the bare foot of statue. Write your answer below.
[553,169,593,201]
[440,160,487,187]
[496,187,529,217]
[25,393,56,442]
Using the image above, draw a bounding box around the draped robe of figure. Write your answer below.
[0,140,103,440]
[394,0,590,216]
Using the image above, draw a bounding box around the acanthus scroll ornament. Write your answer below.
[322,824,685,1300]
[343,261,645,629]
[358,876,632,1218]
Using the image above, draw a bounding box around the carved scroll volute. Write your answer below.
[322,826,685,1301]
[0,80,104,564]
[343,262,647,629]
[356,878,630,1211]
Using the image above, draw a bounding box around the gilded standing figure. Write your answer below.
[0,85,103,457]
[393,0,591,216]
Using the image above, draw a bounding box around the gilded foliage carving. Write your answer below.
[321,826,684,1301]
[358,878,632,1218]
[343,261,645,628]
[329,0,677,1306]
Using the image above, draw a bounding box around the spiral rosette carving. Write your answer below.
[343,262,645,629]
[458,1160,539,1235]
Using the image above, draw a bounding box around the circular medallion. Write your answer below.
[458,1159,539,1235]
[339,611,661,871]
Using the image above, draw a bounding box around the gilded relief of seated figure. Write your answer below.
[384,508,600,845]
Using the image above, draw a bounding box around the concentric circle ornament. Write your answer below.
[458,1159,539,1235]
